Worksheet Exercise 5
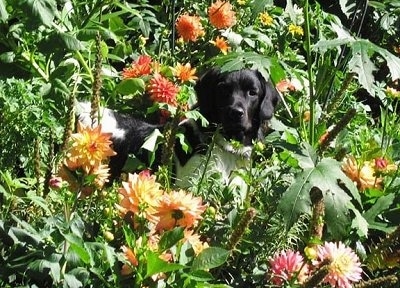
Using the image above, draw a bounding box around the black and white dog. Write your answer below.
[76,68,280,187]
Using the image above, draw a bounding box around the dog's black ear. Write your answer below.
[194,68,223,124]
[256,71,280,138]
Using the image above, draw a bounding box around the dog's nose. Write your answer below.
[229,107,244,120]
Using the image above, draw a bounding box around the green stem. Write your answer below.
[75,50,94,83]
[21,51,49,81]
[304,0,315,145]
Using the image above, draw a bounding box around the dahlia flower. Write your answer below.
[121,245,138,275]
[175,13,205,42]
[342,155,382,191]
[173,63,198,83]
[65,122,116,174]
[259,12,274,26]
[117,171,163,223]
[184,229,209,255]
[208,0,236,29]
[210,36,230,55]
[314,241,363,288]
[154,190,207,231]
[122,54,152,79]
[269,249,309,285]
[288,23,304,36]
[148,73,179,106]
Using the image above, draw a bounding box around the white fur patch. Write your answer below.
[75,101,126,140]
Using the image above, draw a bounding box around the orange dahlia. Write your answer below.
[208,0,236,29]
[154,190,207,231]
[175,13,205,42]
[65,122,116,174]
[173,63,198,83]
[183,229,209,255]
[148,73,179,106]
[122,55,152,79]
[117,171,163,222]
[210,36,230,55]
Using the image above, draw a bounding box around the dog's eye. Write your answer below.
[248,89,258,97]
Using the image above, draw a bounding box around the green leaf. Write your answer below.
[291,142,317,169]
[367,40,400,81]
[141,128,163,152]
[158,227,184,252]
[191,247,230,272]
[0,0,8,22]
[278,158,361,238]
[26,0,57,27]
[348,41,377,96]
[116,78,146,95]
[59,32,84,51]
[28,259,61,283]
[26,191,51,215]
[63,273,83,288]
[363,193,395,232]
[145,250,185,278]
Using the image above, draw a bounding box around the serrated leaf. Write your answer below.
[116,78,146,95]
[367,40,400,81]
[291,142,317,169]
[278,158,361,238]
[191,247,230,272]
[348,41,377,96]
[145,250,185,278]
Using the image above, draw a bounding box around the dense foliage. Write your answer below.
[1,0,400,287]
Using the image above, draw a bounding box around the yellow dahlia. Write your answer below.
[259,12,273,26]
[65,122,116,174]
[342,155,382,191]
[288,23,304,36]
[208,0,236,29]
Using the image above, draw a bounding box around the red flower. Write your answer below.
[122,55,152,79]
[147,73,179,106]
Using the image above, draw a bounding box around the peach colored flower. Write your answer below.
[210,36,230,55]
[208,0,236,29]
[154,190,207,231]
[342,155,382,191]
[183,229,209,255]
[269,250,309,285]
[121,245,138,275]
[116,171,163,222]
[91,164,111,188]
[173,63,198,83]
[385,86,400,99]
[276,79,296,93]
[148,73,179,106]
[314,242,363,288]
[65,122,116,174]
[122,55,152,79]
[175,13,205,42]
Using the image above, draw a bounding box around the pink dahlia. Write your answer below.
[147,73,179,106]
[269,250,309,285]
[314,241,363,288]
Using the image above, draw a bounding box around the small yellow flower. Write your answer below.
[210,36,230,55]
[259,12,273,26]
[288,23,304,36]
[237,0,247,5]
[386,86,400,99]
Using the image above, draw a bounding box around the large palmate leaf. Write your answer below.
[314,27,400,96]
[278,157,362,238]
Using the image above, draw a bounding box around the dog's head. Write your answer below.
[194,68,280,145]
